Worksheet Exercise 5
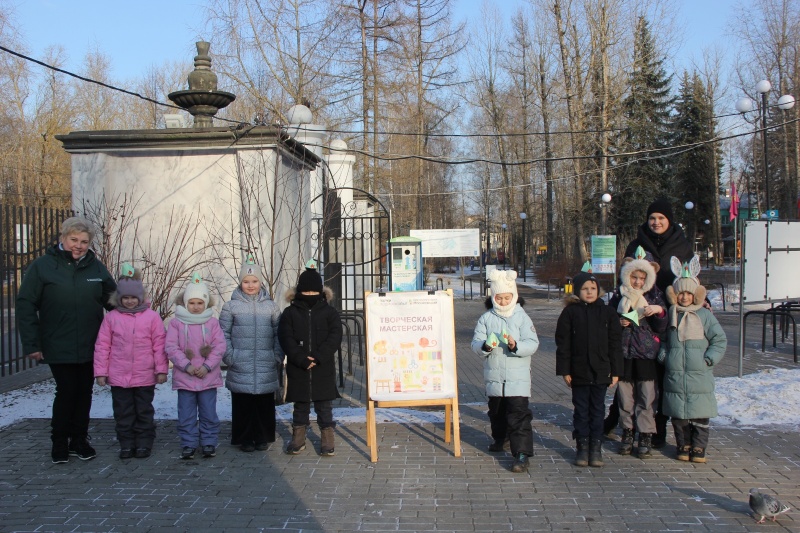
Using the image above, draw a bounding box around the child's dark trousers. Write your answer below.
[111,385,156,449]
[488,396,533,456]
[571,384,606,440]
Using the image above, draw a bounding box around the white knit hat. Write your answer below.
[488,269,519,316]
[183,272,210,307]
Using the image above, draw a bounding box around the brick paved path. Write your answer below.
[0,289,797,532]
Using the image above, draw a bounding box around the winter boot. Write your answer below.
[690,447,706,463]
[511,453,529,473]
[320,427,336,456]
[588,438,604,467]
[637,433,653,458]
[285,425,307,455]
[676,445,691,462]
[618,428,634,455]
[68,435,96,461]
[575,437,590,467]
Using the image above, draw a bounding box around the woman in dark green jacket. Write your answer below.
[16,217,116,464]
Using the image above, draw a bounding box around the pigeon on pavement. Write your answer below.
[749,488,791,524]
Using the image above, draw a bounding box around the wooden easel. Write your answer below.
[366,396,461,463]
[364,290,461,462]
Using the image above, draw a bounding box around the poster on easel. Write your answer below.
[364,289,460,462]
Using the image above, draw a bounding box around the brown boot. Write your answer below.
[285,425,307,455]
[320,427,336,456]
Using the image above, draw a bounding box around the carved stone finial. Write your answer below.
[168,41,235,128]
[187,41,218,92]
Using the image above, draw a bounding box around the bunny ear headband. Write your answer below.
[670,255,701,281]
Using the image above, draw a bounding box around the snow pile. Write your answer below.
[2,368,799,430]
[713,367,800,428]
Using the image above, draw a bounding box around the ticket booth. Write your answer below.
[389,236,423,291]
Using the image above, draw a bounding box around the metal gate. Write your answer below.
[311,187,391,312]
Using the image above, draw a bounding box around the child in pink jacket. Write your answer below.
[94,265,167,460]
[166,273,226,460]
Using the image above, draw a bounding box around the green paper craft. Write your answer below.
[120,262,135,278]
[501,327,510,344]
[245,253,256,265]
[190,272,203,284]
[634,245,646,260]
[486,332,500,349]
[305,259,318,270]
[581,261,592,273]
[621,310,639,326]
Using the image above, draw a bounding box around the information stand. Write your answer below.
[364,289,460,462]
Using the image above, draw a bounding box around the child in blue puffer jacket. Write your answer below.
[471,270,540,474]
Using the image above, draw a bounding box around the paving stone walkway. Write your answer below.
[0,288,797,532]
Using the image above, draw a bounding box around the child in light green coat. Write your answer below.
[659,256,727,464]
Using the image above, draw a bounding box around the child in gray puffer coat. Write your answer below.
[471,270,539,474]
[220,258,283,452]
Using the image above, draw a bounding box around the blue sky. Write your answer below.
[12,0,731,88]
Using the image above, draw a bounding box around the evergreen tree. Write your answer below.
[673,71,718,247]
[611,16,675,240]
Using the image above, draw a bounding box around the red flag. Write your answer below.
[730,181,739,221]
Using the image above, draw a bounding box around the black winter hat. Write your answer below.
[646,198,674,225]
[297,268,323,293]
[572,272,597,294]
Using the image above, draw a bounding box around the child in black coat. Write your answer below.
[278,264,343,456]
[555,270,623,467]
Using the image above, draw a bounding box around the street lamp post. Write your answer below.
[736,81,795,218]
[704,219,711,268]
[501,223,507,269]
[485,220,491,266]
[600,193,612,235]
[519,212,527,281]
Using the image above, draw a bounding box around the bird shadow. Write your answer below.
[668,485,753,518]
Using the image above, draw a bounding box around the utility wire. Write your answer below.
[0,44,247,126]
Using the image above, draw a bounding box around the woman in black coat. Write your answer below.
[612,198,694,448]
[278,267,342,456]
[624,198,694,293]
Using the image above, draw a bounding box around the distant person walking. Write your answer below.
[16,217,116,463]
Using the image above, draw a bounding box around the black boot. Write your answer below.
[618,428,634,455]
[588,438,604,467]
[575,437,590,467]
[637,433,653,458]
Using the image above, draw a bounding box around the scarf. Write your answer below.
[616,285,647,317]
[669,302,705,341]
[175,305,214,325]
[174,305,215,358]
[116,300,150,314]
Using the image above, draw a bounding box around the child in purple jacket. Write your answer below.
[94,264,168,460]
[166,273,226,460]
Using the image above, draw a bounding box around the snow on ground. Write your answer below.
[2,368,799,430]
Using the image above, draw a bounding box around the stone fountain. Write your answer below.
[169,41,235,128]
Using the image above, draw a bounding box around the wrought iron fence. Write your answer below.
[0,205,74,377]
